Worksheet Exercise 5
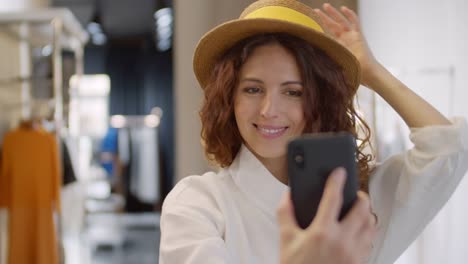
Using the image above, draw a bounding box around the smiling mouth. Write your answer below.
[254,124,288,137]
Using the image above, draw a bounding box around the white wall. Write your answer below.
[359,0,468,263]
[173,0,213,183]
[446,1,468,261]
[360,1,452,69]
[450,0,468,118]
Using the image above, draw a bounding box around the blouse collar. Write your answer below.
[228,145,289,216]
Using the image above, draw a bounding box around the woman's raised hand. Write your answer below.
[314,4,379,87]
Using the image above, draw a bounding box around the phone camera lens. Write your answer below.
[294,154,304,164]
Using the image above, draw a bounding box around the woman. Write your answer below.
[159,1,468,263]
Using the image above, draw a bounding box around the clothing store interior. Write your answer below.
[1,0,468,263]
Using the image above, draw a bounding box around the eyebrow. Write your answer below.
[240,78,303,86]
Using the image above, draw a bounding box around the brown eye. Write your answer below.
[286,89,303,97]
[243,87,261,94]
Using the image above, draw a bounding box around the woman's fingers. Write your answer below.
[356,213,378,261]
[277,192,299,242]
[322,3,351,31]
[339,191,377,259]
[314,9,343,36]
[315,4,362,37]
[315,167,346,225]
[340,191,373,236]
[340,6,361,31]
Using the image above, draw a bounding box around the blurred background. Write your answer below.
[0,0,467,263]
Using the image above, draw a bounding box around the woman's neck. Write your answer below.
[256,155,289,185]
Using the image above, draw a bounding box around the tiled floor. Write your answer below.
[91,227,160,264]
[64,213,160,264]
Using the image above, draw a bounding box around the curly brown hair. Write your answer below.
[200,33,374,192]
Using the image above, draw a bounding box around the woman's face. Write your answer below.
[234,43,306,160]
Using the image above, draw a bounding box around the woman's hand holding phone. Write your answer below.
[277,168,377,264]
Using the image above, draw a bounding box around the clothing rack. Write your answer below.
[0,98,54,109]
[0,76,52,87]
[0,11,88,263]
[0,8,88,129]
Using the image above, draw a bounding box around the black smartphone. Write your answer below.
[287,132,359,229]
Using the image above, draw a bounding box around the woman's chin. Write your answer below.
[249,144,287,161]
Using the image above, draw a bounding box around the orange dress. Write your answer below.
[0,124,61,264]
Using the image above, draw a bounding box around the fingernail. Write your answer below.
[332,167,346,182]
[279,192,288,206]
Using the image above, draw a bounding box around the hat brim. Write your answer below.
[193,18,361,92]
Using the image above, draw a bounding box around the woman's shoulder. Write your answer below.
[162,170,232,212]
[159,171,231,246]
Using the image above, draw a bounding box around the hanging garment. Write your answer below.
[100,127,119,179]
[129,126,160,204]
[61,140,76,185]
[0,122,61,264]
[118,127,130,166]
[0,209,8,264]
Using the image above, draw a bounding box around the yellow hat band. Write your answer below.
[244,6,324,33]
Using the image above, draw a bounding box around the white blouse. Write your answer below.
[159,118,468,264]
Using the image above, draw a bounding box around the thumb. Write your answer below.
[277,191,299,241]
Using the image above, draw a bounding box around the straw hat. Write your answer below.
[193,0,361,92]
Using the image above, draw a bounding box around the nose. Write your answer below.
[260,93,279,119]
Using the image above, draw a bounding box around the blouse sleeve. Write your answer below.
[159,177,231,264]
[369,117,468,264]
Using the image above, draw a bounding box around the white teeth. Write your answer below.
[258,127,285,134]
